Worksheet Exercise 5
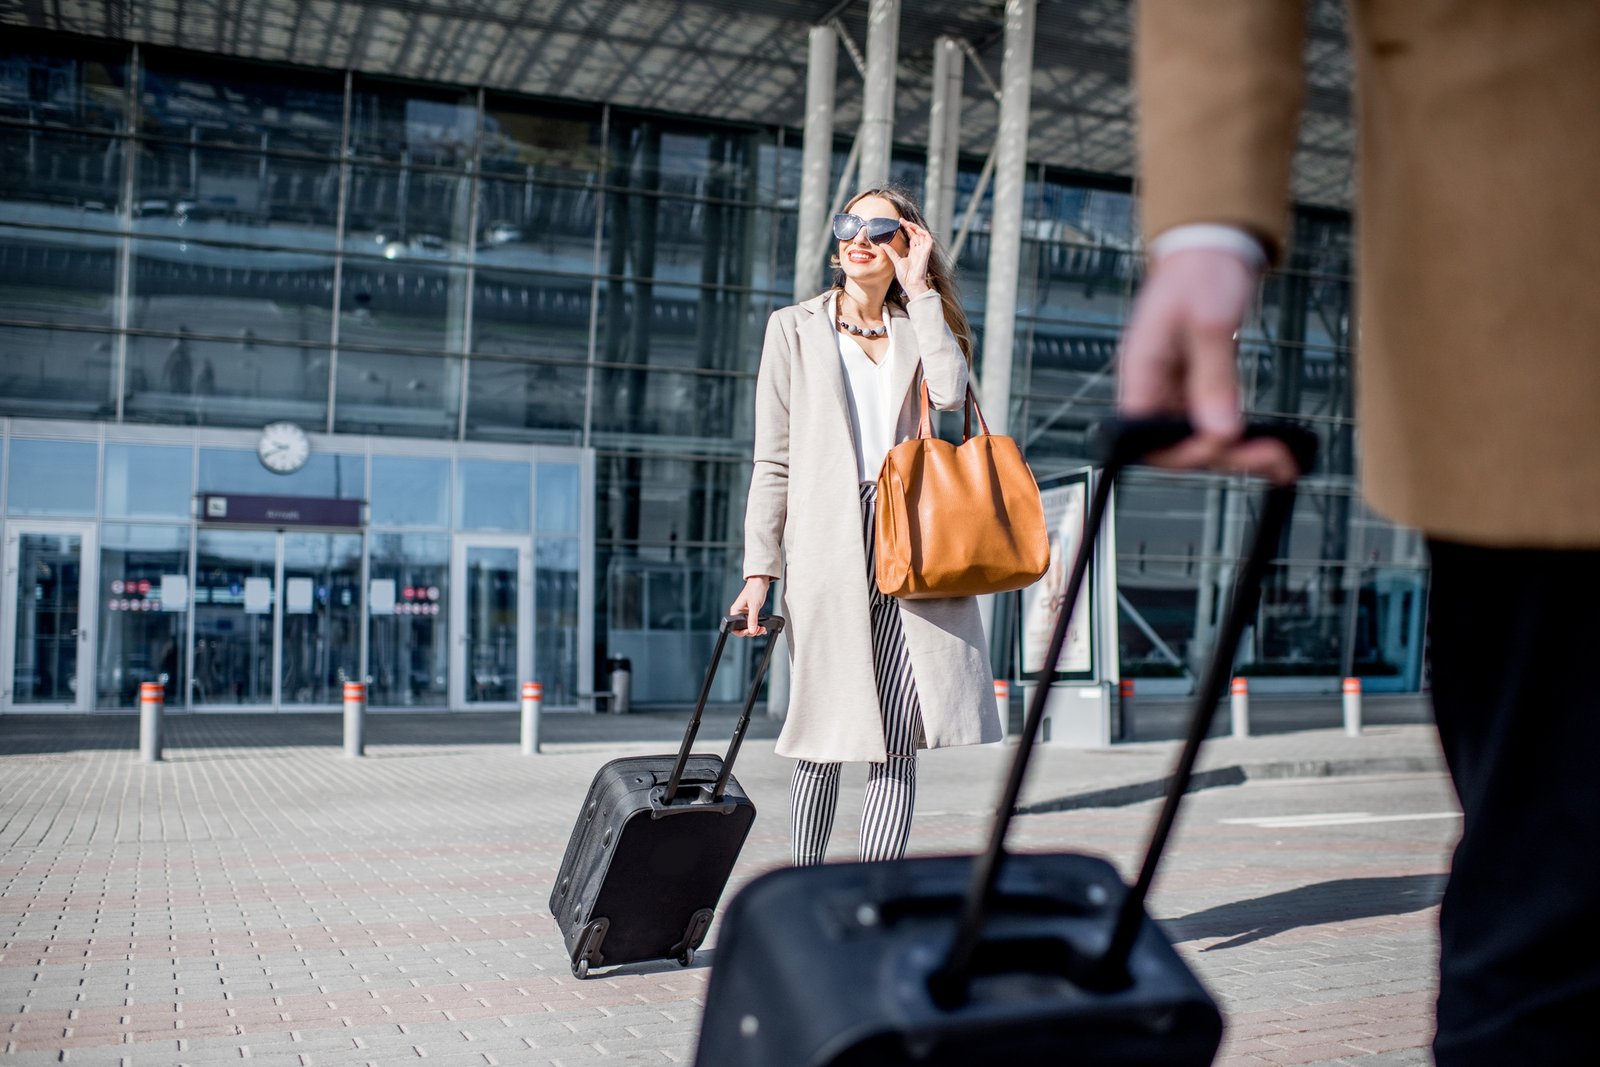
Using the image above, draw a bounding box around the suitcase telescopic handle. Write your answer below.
[930,418,1317,1008]
[661,613,785,805]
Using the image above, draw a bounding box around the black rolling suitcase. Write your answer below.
[550,612,783,979]
[694,420,1316,1066]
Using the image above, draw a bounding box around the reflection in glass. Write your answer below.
[339,260,468,352]
[597,454,746,546]
[343,165,471,260]
[140,56,344,155]
[349,80,476,168]
[457,459,530,532]
[537,463,580,534]
[601,546,749,704]
[125,336,329,427]
[96,524,187,708]
[536,538,579,705]
[198,448,363,498]
[193,530,275,706]
[0,44,128,130]
[473,179,597,271]
[470,270,591,356]
[104,443,193,519]
[368,533,448,708]
[1351,567,1428,691]
[0,126,124,230]
[334,350,462,438]
[465,545,518,703]
[465,359,585,444]
[6,438,97,516]
[135,145,342,248]
[131,240,336,341]
[0,225,119,327]
[480,99,601,181]
[370,455,449,527]
[9,532,83,704]
[281,533,362,705]
[0,325,116,420]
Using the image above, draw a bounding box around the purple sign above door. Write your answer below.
[198,493,365,528]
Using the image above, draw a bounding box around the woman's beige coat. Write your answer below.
[743,289,1002,764]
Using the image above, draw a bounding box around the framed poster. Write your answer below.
[1021,468,1096,682]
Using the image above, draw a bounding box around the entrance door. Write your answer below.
[2,523,98,712]
[450,536,531,708]
[280,533,362,706]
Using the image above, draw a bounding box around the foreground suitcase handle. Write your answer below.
[931,417,1317,1005]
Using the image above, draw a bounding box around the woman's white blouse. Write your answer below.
[837,322,898,484]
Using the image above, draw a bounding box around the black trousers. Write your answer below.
[1427,540,1600,1065]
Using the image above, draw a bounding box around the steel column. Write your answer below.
[794,24,838,303]
[858,0,900,188]
[925,36,964,241]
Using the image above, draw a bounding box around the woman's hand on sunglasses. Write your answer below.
[883,219,934,298]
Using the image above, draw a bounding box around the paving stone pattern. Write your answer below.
[0,713,1452,1066]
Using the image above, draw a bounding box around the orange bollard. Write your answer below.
[139,681,163,763]
[343,681,365,758]
[1342,676,1362,737]
[1118,678,1136,741]
[1230,676,1250,739]
[521,681,543,754]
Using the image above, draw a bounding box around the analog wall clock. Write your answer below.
[257,421,311,474]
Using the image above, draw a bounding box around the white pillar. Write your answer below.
[978,0,1036,438]
[858,0,900,188]
[925,36,964,240]
[794,24,838,303]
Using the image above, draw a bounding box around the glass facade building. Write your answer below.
[0,26,1426,713]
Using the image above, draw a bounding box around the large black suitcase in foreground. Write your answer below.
[550,613,783,979]
[694,421,1316,1065]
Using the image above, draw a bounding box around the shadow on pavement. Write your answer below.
[1163,873,1448,950]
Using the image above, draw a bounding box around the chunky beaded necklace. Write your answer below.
[836,317,887,339]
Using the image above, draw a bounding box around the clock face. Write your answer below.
[258,421,310,474]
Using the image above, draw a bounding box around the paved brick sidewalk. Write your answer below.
[0,711,1452,1065]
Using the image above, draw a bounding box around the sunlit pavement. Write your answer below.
[0,710,1451,1065]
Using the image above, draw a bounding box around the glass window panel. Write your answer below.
[480,97,602,181]
[343,165,471,260]
[125,336,329,428]
[0,225,119,327]
[0,42,129,130]
[197,448,362,498]
[537,462,580,534]
[349,80,476,168]
[96,524,189,709]
[0,126,125,229]
[367,532,449,707]
[134,145,342,247]
[281,532,363,705]
[535,537,580,705]
[139,55,345,155]
[456,459,530,532]
[473,179,596,270]
[370,454,449,528]
[0,325,116,420]
[471,269,591,357]
[104,443,193,519]
[333,350,462,438]
[465,359,585,444]
[1015,399,1114,479]
[192,529,275,705]
[595,281,766,374]
[597,454,746,547]
[589,366,753,448]
[1243,562,1347,678]
[1351,566,1428,690]
[6,438,98,516]
[339,260,468,352]
[131,240,336,342]
[601,191,774,290]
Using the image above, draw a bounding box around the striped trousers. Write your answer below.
[790,482,925,865]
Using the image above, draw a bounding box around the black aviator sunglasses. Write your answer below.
[833,213,902,244]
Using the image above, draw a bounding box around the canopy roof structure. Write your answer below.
[8,0,1354,209]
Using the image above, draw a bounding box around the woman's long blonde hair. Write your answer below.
[832,187,975,363]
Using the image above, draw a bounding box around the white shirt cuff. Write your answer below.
[1148,224,1269,270]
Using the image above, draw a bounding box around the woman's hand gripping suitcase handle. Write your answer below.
[728,579,778,636]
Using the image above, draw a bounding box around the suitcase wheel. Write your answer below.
[572,957,590,980]
[677,948,694,967]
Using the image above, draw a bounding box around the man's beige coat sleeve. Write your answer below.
[1136,0,1306,262]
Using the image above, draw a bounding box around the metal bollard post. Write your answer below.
[1343,676,1363,737]
[521,681,543,755]
[1118,677,1135,740]
[343,680,365,758]
[139,681,163,763]
[993,679,1010,737]
[1230,676,1250,739]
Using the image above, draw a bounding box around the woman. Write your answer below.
[729,187,1001,866]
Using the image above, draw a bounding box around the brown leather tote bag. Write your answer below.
[874,380,1050,599]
